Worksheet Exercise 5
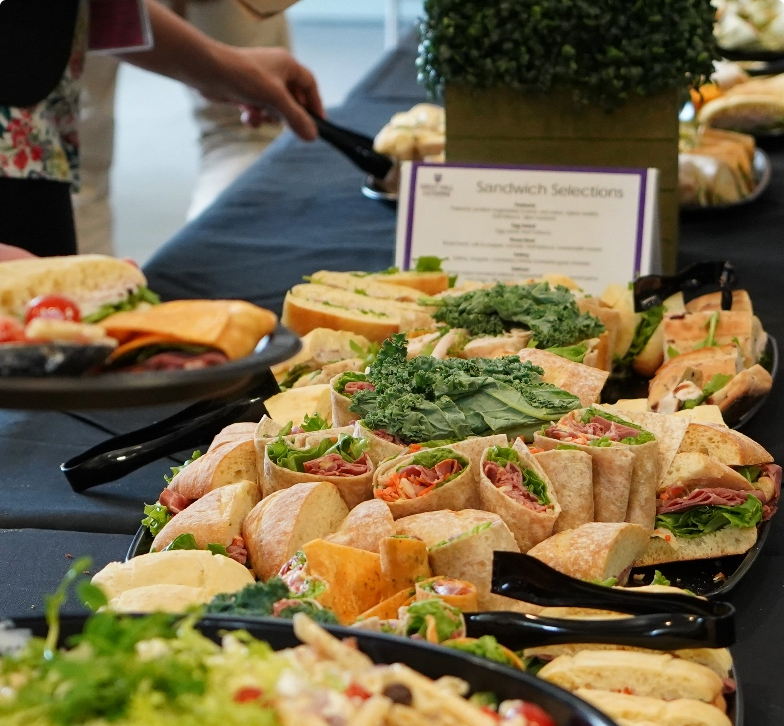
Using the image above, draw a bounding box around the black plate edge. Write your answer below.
[718,46,784,63]
[8,613,617,726]
[0,324,300,410]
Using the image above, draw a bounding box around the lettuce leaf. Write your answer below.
[407,447,468,470]
[164,450,201,484]
[162,533,228,556]
[651,570,671,586]
[301,413,330,431]
[415,256,447,272]
[82,286,160,323]
[443,636,514,666]
[614,304,664,373]
[736,465,762,484]
[655,495,763,538]
[140,503,171,536]
[485,446,520,467]
[267,433,369,472]
[580,407,655,445]
[681,373,733,410]
[545,342,588,363]
[334,371,368,395]
[403,599,464,642]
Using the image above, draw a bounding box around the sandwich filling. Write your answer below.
[654,490,764,539]
[375,448,468,502]
[483,446,552,512]
[267,434,371,476]
[544,408,655,447]
[333,371,375,396]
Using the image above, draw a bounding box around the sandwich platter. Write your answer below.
[0,324,300,410]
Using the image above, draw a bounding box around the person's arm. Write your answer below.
[0,243,36,262]
[115,1,323,140]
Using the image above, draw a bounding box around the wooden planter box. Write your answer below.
[445,85,680,274]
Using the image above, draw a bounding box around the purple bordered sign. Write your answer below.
[395,161,660,295]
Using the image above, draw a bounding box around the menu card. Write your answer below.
[395,162,660,295]
[88,0,152,54]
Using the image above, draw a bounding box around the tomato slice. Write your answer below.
[233,686,263,703]
[0,316,26,343]
[345,682,372,700]
[508,702,556,726]
[25,294,81,323]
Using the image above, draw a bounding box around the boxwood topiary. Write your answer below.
[417,0,718,110]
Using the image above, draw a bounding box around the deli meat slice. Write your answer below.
[657,487,765,515]
[344,381,375,395]
[303,452,370,477]
[374,429,406,445]
[547,415,640,443]
[125,351,229,372]
[159,487,195,515]
[398,459,461,488]
[226,535,248,565]
[761,463,782,500]
[483,460,548,512]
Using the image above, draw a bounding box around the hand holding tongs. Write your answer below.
[633,260,736,313]
[309,112,395,180]
[61,370,279,493]
[462,553,735,650]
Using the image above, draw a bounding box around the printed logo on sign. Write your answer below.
[419,171,453,198]
[434,173,442,183]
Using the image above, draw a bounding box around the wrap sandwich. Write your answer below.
[373,446,474,518]
[263,431,374,508]
[331,371,373,427]
[102,299,277,371]
[479,440,561,551]
[325,499,395,553]
[352,420,405,463]
[534,449,594,532]
[415,577,479,612]
[536,407,660,532]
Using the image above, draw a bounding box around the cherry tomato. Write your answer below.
[0,316,26,343]
[25,294,81,323]
[345,682,373,700]
[511,702,556,726]
[233,686,263,703]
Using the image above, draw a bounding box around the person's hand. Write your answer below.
[205,47,324,141]
[0,243,36,262]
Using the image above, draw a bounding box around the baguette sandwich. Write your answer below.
[167,438,257,500]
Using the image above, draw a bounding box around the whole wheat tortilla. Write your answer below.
[373,447,478,519]
[353,421,405,464]
[535,449,594,532]
[325,500,395,553]
[330,373,357,427]
[534,433,634,523]
[478,439,560,552]
[518,348,609,406]
[623,439,660,533]
[394,509,503,547]
[263,430,375,509]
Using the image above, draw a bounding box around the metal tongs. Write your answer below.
[310,112,395,180]
[633,260,737,313]
[60,370,279,492]
[462,553,735,650]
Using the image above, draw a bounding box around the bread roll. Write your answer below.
[677,422,773,465]
[325,499,395,553]
[109,584,213,614]
[207,423,257,452]
[168,439,257,500]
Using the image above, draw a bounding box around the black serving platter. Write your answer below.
[9,614,617,726]
[718,46,784,63]
[0,324,300,410]
[602,335,778,433]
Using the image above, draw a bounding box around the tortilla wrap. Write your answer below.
[450,433,509,488]
[534,449,594,532]
[622,438,659,533]
[325,499,395,553]
[478,439,560,552]
[415,577,479,612]
[518,348,609,406]
[427,519,520,609]
[263,429,375,509]
[534,433,635,523]
[330,373,356,427]
[379,536,432,595]
[352,421,405,464]
[373,447,477,519]
[394,509,503,547]
[254,416,283,490]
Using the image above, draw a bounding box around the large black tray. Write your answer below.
[0,324,300,410]
[602,335,778,433]
[9,614,616,726]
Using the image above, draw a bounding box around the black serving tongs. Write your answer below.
[60,369,279,492]
[310,112,395,180]
[633,260,736,312]
[462,553,735,650]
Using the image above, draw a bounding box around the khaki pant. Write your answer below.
[73,2,289,255]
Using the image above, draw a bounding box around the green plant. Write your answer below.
[417,0,718,109]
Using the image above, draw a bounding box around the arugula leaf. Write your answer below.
[681,373,733,410]
[430,282,605,347]
[444,636,514,667]
[403,599,464,642]
[334,371,368,395]
[164,450,202,484]
[141,503,171,536]
[82,286,160,323]
[301,412,330,431]
[546,342,588,363]
[267,433,369,472]
[614,304,664,373]
[736,465,762,484]
[655,495,763,538]
[651,570,671,586]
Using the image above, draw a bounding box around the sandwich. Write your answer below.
[534,448,594,532]
[526,522,649,585]
[331,371,373,427]
[92,549,254,613]
[243,481,348,581]
[167,438,257,500]
[536,407,660,530]
[373,446,475,518]
[270,327,373,389]
[207,422,256,452]
[374,267,450,296]
[102,299,277,371]
[379,535,432,594]
[282,283,435,342]
[415,577,478,612]
[264,431,374,508]
[307,270,425,303]
[394,508,502,546]
[517,348,609,406]
[0,254,153,322]
[324,499,395,553]
[352,420,405,462]
[698,93,784,134]
[638,424,778,566]
[151,479,260,552]
[478,441,561,551]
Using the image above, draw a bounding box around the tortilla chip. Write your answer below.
[303,539,386,624]
[518,349,608,406]
[357,587,416,621]
[379,536,431,596]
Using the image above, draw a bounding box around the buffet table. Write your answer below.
[1,31,783,724]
